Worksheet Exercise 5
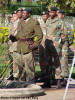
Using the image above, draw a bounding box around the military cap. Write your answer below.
[42,11,49,15]
[58,10,65,14]
[16,8,23,12]
[25,8,32,14]
[50,7,58,11]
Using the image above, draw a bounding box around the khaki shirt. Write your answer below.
[15,17,43,54]
[9,19,19,52]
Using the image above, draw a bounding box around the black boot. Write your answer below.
[61,79,67,87]
[7,74,14,80]
[41,78,51,88]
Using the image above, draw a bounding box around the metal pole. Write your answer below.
[63,53,75,100]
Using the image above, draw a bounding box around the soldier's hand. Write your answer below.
[9,35,17,42]
[69,45,75,52]
[29,44,36,50]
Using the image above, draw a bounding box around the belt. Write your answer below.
[18,38,30,42]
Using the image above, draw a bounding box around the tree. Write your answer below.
[37,0,75,13]
[7,0,11,8]
[0,0,8,26]
[48,0,75,13]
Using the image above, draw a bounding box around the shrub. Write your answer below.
[0,27,9,43]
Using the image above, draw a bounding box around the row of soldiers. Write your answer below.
[8,7,73,89]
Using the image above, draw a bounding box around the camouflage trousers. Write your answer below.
[60,42,69,78]
[13,52,35,81]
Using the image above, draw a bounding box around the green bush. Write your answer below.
[0,27,9,43]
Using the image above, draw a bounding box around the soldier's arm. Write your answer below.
[61,22,69,42]
[9,22,21,42]
[66,25,73,45]
[61,22,73,45]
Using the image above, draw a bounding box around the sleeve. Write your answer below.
[66,25,73,45]
[15,22,21,39]
[60,22,73,45]
[60,23,67,42]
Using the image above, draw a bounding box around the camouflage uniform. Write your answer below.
[10,17,43,81]
[60,19,73,78]
[46,16,71,79]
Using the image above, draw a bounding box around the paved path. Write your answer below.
[0,87,75,100]
[0,80,75,100]
[38,88,75,100]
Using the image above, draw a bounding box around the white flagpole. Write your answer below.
[63,53,75,100]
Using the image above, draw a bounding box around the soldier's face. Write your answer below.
[10,16,14,23]
[49,11,57,18]
[57,13,64,19]
[42,14,48,22]
[22,11,30,20]
[17,11,22,18]
[13,14,18,21]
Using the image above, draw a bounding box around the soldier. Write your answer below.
[57,10,65,19]
[8,11,19,80]
[38,11,50,87]
[16,8,23,20]
[57,10,73,86]
[10,8,43,82]
[46,7,71,88]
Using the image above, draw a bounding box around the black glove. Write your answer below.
[9,35,17,42]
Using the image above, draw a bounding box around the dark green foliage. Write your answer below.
[6,2,42,15]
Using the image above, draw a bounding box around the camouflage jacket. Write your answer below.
[46,16,73,47]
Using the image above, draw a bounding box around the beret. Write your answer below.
[16,8,23,12]
[50,7,58,11]
[58,10,65,14]
[42,11,49,15]
[25,8,32,14]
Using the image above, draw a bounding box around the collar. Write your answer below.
[51,16,58,23]
[24,18,30,23]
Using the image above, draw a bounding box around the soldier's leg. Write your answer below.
[20,52,35,82]
[7,52,14,80]
[60,44,69,78]
[13,52,22,80]
[60,44,69,86]
[54,55,62,88]
[9,53,13,75]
